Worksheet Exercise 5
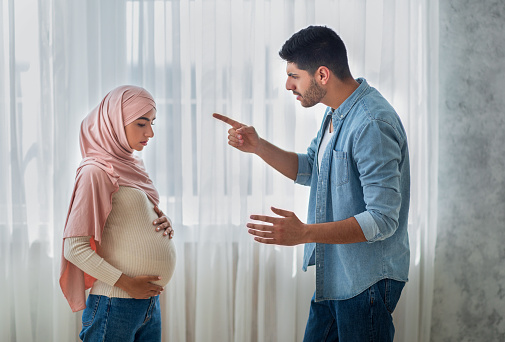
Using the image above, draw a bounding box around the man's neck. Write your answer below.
[323,77,360,110]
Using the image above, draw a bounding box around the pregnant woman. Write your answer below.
[59,85,176,341]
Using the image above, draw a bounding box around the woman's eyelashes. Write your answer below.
[137,122,155,127]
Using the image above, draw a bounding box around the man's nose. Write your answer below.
[285,79,294,91]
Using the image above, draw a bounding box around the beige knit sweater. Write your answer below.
[64,186,177,298]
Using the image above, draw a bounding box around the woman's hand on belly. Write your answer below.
[114,274,164,299]
[153,206,174,239]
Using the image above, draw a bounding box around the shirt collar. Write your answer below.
[327,77,369,120]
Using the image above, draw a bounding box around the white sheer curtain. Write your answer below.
[0,0,438,341]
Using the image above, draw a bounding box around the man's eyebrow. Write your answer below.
[287,72,298,77]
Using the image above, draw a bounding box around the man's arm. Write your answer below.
[246,207,367,246]
[213,113,298,181]
[255,138,298,181]
[247,118,406,246]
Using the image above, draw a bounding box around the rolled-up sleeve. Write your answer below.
[353,119,404,242]
[354,211,383,242]
[295,153,313,185]
[295,135,318,186]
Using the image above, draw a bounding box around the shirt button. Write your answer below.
[340,115,343,118]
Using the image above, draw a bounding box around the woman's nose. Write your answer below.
[147,125,154,138]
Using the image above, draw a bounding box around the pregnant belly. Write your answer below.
[98,230,177,287]
[128,237,177,287]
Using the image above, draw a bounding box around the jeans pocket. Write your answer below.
[368,285,376,308]
[81,295,101,327]
[384,279,405,314]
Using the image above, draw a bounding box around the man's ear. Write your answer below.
[316,66,331,85]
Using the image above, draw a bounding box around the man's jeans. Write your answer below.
[303,279,405,342]
[79,294,161,342]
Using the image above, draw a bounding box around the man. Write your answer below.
[213,25,410,341]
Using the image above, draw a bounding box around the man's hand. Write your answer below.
[247,207,308,246]
[153,206,174,239]
[212,113,260,154]
[115,274,164,299]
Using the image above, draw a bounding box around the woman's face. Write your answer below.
[124,108,156,151]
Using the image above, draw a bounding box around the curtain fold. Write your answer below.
[0,1,438,341]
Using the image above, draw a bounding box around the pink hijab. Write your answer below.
[60,85,159,312]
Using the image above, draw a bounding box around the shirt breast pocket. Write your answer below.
[331,150,349,187]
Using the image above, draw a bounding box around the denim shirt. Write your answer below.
[295,78,410,301]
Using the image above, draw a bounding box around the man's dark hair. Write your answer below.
[279,26,352,80]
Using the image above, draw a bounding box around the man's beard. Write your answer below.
[300,78,326,108]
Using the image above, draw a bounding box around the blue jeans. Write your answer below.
[303,279,405,342]
[79,295,161,342]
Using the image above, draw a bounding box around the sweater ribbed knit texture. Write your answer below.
[64,186,176,298]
